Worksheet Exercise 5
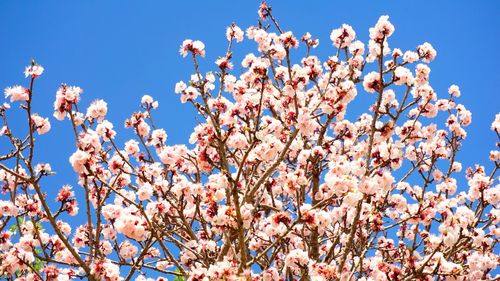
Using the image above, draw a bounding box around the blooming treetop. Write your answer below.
[0,2,499,281]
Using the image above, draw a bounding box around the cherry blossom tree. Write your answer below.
[0,2,499,280]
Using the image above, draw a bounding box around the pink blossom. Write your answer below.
[417,42,437,63]
[4,85,29,102]
[180,86,200,103]
[448,84,461,97]
[96,120,116,141]
[179,39,206,57]
[148,128,167,147]
[215,57,233,70]
[174,81,187,94]
[226,24,244,42]
[363,71,381,93]
[119,241,138,260]
[24,63,44,78]
[285,248,309,274]
[369,15,395,41]
[86,99,108,122]
[124,139,140,155]
[91,259,121,281]
[403,50,419,63]
[53,84,83,120]
[0,200,18,216]
[30,114,51,134]
[393,66,414,86]
[302,32,319,48]
[279,31,299,48]
[69,149,90,173]
[141,94,159,109]
[330,24,356,48]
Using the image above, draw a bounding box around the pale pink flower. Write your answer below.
[349,40,365,55]
[179,39,206,57]
[417,42,437,63]
[492,113,500,133]
[69,150,90,173]
[136,121,150,137]
[86,99,108,122]
[330,24,356,48]
[96,120,116,141]
[302,32,319,48]
[489,150,500,161]
[174,81,187,94]
[262,268,280,281]
[226,24,244,42]
[35,163,52,175]
[137,183,153,201]
[0,200,18,216]
[436,178,457,194]
[141,94,159,109]
[30,114,51,135]
[448,84,461,97]
[119,241,138,260]
[285,248,309,274]
[91,259,121,281]
[414,63,431,85]
[181,86,200,103]
[4,85,29,102]
[124,139,140,155]
[363,71,381,93]
[258,1,269,20]
[394,66,414,86]
[148,128,167,147]
[56,221,72,236]
[279,31,299,49]
[403,50,419,63]
[369,15,395,41]
[215,57,233,70]
[24,63,44,78]
[53,84,83,120]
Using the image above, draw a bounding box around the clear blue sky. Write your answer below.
[0,0,499,272]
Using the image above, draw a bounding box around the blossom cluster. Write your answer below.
[0,2,498,281]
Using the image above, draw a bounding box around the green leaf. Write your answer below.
[173,269,185,281]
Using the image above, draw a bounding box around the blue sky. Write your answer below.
[0,0,499,276]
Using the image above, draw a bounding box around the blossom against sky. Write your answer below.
[0,1,499,279]
[1,1,498,174]
[1,0,499,239]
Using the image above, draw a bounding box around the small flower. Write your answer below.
[226,24,244,42]
[363,71,381,93]
[180,86,200,103]
[394,66,414,86]
[175,81,187,94]
[448,84,461,97]
[24,63,44,78]
[330,24,356,48]
[53,84,83,121]
[215,57,233,70]
[96,120,116,141]
[369,15,395,42]
[301,32,319,48]
[4,85,29,102]
[179,39,206,57]
[279,31,299,49]
[31,114,51,135]
[403,51,419,63]
[86,99,108,123]
[258,1,269,20]
[417,42,437,63]
[141,94,159,109]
